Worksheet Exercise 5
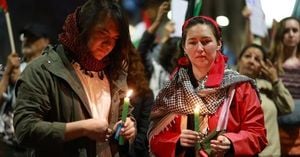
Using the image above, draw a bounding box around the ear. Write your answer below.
[217,40,222,51]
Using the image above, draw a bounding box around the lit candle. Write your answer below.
[119,90,133,145]
[194,104,201,150]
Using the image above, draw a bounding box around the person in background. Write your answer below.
[237,44,294,156]
[19,24,50,72]
[0,23,50,157]
[270,16,300,156]
[121,47,154,157]
[138,1,181,97]
[0,53,22,157]
[148,16,267,157]
[13,0,136,157]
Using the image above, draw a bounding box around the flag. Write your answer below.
[0,0,8,12]
[185,0,203,20]
[193,0,202,16]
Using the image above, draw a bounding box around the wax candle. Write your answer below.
[119,90,133,145]
[194,104,201,150]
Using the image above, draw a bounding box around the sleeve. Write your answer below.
[13,63,65,150]
[224,82,268,156]
[272,79,295,115]
[137,31,156,80]
[132,91,154,154]
[149,115,182,157]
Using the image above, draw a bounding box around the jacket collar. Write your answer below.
[43,45,93,117]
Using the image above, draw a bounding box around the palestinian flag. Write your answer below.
[193,0,202,16]
[185,0,203,20]
[0,0,8,12]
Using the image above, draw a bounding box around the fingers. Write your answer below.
[211,136,231,155]
[104,127,112,142]
[265,59,273,67]
[160,1,170,11]
[120,118,136,140]
[259,60,267,70]
[7,53,20,69]
[156,1,170,21]
[180,129,199,147]
[260,59,278,82]
[113,121,121,131]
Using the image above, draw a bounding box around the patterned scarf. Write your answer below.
[152,68,253,116]
[58,8,110,72]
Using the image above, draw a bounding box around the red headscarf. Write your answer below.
[58,8,110,72]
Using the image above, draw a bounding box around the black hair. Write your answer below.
[159,37,182,73]
[239,44,268,61]
[78,0,132,80]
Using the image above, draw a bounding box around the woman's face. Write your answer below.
[183,24,221,70]
[283,19,300,48]
[238,47,264,79]
[87,19,119,60]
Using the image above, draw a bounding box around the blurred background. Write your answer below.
[0,0,299,65]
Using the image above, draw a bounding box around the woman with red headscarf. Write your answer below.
[13,0,136,157]
[148,16,267,157]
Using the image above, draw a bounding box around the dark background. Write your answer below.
[0,0,244,65]
[0,0,86,64]
[1,0,299,65]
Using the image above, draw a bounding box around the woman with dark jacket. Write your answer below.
[13,0,136,156]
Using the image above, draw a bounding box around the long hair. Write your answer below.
[127,46,151,97]
[270,17,300,74]
[78,0,132,80]
[159,37,181,74]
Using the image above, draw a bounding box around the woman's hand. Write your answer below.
[114,117,136,140]
[260,59,278,83]
[210,135,231,156]
[180,129,199,147]
[84,119,111,142]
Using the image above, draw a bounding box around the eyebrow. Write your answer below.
[187,36,212,40]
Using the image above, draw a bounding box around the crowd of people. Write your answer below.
[0,0,299,157]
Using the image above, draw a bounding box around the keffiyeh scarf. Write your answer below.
[152,68,254,116]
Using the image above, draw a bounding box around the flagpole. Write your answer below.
[5,11,16,53]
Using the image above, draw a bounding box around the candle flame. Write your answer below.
[194,105,200,113]
[126,89,133,98]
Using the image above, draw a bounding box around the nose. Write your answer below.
[195,42,204,52]
[288,30,293,36]
[248,57,256,64]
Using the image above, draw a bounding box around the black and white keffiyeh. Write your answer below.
[152,67,254,115]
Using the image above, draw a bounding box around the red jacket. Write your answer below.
[150,82,267,157]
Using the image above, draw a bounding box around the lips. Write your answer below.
[195,55,206,59]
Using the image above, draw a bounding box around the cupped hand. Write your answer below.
[84,118,110,142]
[180,129,199,147]
[114,117,136,140]
[210,135,231,156]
